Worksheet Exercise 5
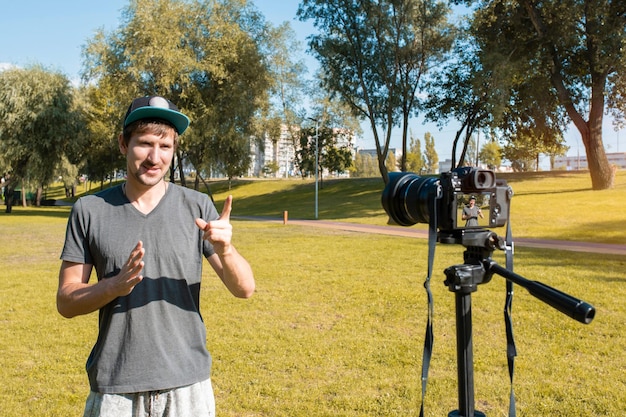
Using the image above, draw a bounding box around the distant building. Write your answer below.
[554,152,626,170]
[439,159,452,173]
[249,125,357,178]
[357,148,399,160]
[438,159,511,173]
[357,148,397,158]
[248,125,297,178]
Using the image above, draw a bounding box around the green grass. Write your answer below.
[1,171,625,416]
[210,170,626,244]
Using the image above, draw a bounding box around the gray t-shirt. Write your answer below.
[463,204,481,227]
[61,183,218,394]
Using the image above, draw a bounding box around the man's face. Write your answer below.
[119,129,175,188]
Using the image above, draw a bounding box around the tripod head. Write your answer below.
[442,229,595,324]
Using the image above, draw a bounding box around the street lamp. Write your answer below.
[307,117,319,219]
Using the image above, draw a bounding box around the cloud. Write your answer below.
[0,62,17,72]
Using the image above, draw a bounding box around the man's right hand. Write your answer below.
[110,241,145,296]
[57,241,145,318]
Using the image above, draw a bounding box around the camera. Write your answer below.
[381,167,513,244]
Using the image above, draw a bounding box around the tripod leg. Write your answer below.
[448,292,486,417]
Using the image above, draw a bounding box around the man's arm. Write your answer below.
[207,249,255,298]
[57,241,146,318]
[196,195,255,299]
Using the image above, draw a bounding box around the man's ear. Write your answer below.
[118,133,127,155]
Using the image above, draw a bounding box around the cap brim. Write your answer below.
[124,107,190,135]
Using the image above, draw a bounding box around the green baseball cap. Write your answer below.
[123,96,190,134]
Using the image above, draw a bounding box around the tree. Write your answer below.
[405,134,426,173]
[0,66,86,209]
[262,22,308,150]
[324,145,353,176]
[423,132,439,173]
[423,27,513,169]
[353,152,378,177]
[262,161,279,177]
[57,156,80,198]
[296,126,353,184]
[478,140,501,170]
[501,138,539,172]
[386,151,398,173]
[75,85,126,186]
[82,0,271,186]
[466,0,626,189]
[298,0,454,183]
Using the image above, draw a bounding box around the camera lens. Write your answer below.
[381,172,439,226]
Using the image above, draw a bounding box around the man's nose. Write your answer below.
[146,146,161,162]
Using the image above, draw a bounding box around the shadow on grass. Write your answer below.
[0,206,71,219]
[514,187,591,196]
[532,218,626,244]
[228,177,385,220]
[499,170,590,181]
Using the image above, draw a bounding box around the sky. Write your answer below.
[1,0,623,166]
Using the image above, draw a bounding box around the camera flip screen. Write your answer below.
[454,192,492,229]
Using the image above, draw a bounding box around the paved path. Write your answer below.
[237,217,626,256]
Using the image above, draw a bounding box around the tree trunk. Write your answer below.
[21,179,27,207]
[4,183,13,213]
[566,81,614,189]
[400,112,409,172]
[581,124,614,189]
[176,149,186,187]
[36,186,43,207]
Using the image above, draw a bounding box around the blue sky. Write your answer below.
[1,1,622,161]
[0,0,310,80]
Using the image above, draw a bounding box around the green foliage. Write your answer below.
[353,152,379,177]
[479,140,501,170]
[423,30,502,169]
[82,0,272,181]
[385,150,398,173]
[468,0,624,189]
[262,21,307,143]
[74,86,125,182]
[423,132,439,174]
[0,66,86,200]
[405,134,425,173]
[298,0,454,182]
[262,161,279,177]
[296,126,353,178]
[323,145,353,175]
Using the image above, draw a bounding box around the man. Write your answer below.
[462,195,484,227]
[57,96,255,416]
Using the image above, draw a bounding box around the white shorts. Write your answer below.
[83,378,215,417]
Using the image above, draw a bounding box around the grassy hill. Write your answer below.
[203,170,626,244]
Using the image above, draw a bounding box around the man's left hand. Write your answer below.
[195,195,234,256]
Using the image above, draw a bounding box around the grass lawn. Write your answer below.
[203,170,626,245]
[1,171,624,416]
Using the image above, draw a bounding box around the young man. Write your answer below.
[57,96,255,416]
[462,195,484,227]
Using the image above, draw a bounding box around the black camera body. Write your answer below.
[381,167,512,244]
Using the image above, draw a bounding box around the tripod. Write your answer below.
[442,230,595,417]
